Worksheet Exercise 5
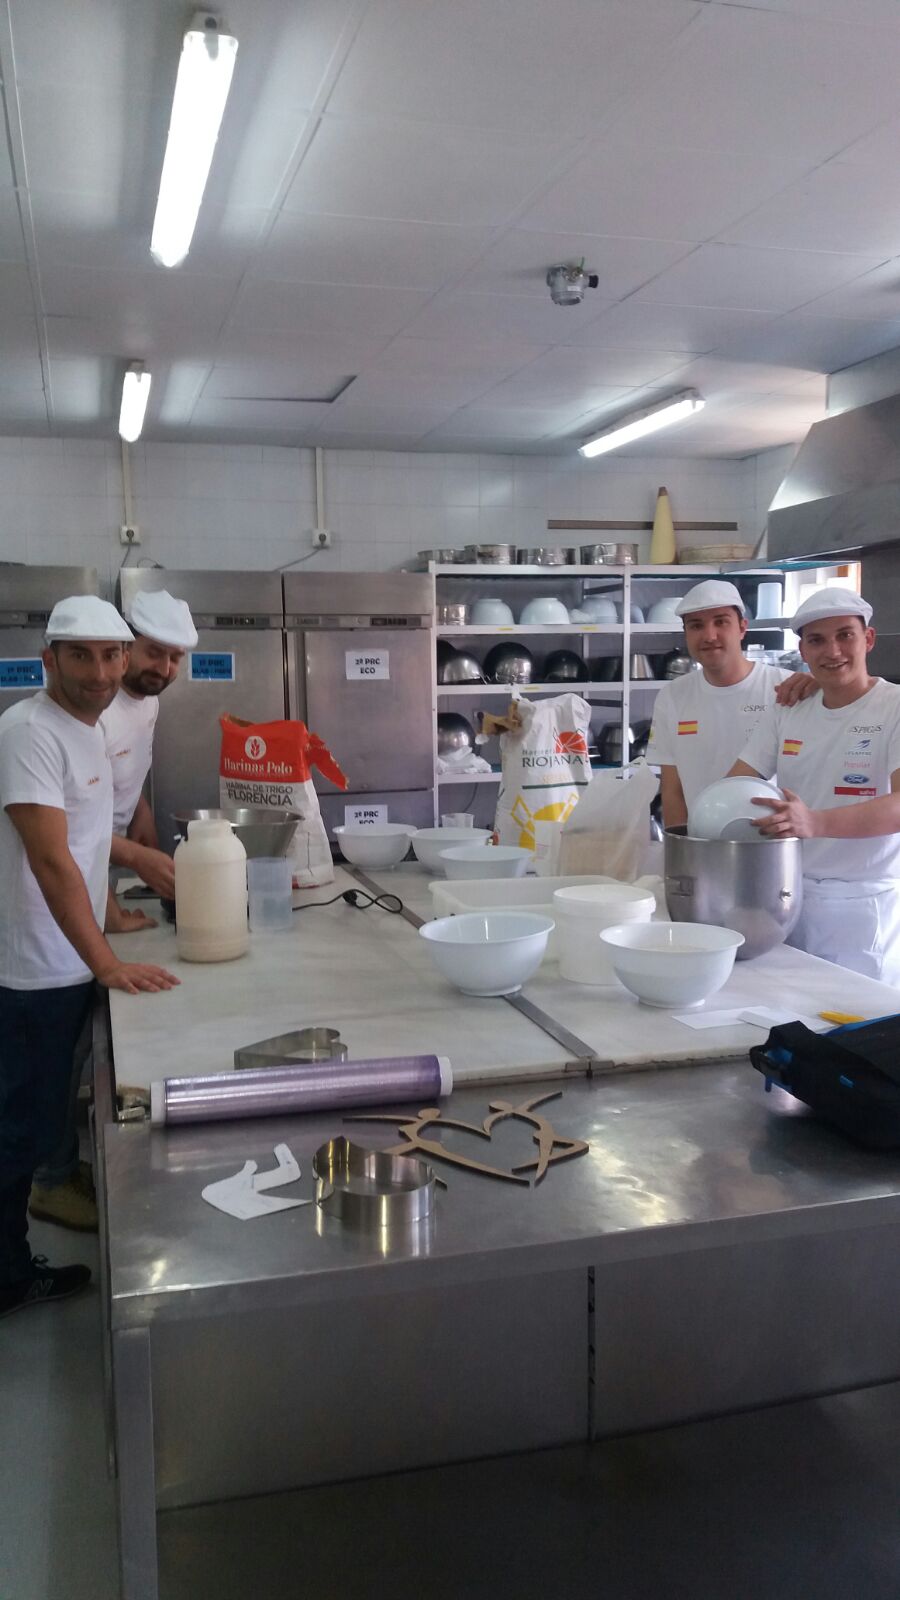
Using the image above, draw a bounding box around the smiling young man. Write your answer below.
[0,596,178,1318]
[649,581,796,828]
[731,588,900,983]
[104,590,198,900]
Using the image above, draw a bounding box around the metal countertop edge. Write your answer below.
[349,865,599,1068]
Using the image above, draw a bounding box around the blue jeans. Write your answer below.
[0,981,94,1286]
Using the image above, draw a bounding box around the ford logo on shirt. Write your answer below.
[843,773,868,785]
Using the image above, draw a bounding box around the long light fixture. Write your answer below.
[150,13,238,269]
[579,390,705,458]
[119,363,152,442]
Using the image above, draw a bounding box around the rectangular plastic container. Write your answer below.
[429,874,617,957]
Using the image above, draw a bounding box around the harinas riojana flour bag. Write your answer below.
[492,693,592,849]
[219,715,347,887]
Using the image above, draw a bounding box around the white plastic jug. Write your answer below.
[174,819,249,963]
[552,882,654,984]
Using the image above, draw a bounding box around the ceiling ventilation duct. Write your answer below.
[768,391,900,561]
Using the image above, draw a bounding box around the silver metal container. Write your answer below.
[664,828,803,961]
[172,808,300,859]
[629,652,656,680]
[418,548,460,565]
[580,543,618,564]
[436,601,468,625]
[463,543,516,564]
[615,543,639,565]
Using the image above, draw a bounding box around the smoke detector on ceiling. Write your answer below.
[546,263,600,306]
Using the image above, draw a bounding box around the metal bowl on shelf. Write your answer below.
[171,808,301,859]
[483,642,534,685]
[597,720,652,765]
[580,543,619,564]
[463,543,516,564]
[438,651,483,685]
[419,549,461,565]
[436,601,468,625]
[542,649,590,683]
[628,653,657,680]
[662,650,696,679]
[437,712,477,763]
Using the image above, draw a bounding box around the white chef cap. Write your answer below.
[791,587,873,632]
[45,596,134,643]
[674,580,746,619]
[124,589,199,649]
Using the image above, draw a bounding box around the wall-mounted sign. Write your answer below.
[344,804,388,827]
[0,658,44,690]
[345,650,389,681]
[190,652,235,682]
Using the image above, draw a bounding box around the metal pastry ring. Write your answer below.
[313,1136,436,1228]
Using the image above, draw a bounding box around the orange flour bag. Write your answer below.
[219,715,348,887]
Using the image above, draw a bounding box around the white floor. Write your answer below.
[3,1214,899,1600]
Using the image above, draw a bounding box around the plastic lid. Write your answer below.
[187,818,236,836]
[552,883,655,919]
[437,1055,453,1096]
[150,1080,165,1126]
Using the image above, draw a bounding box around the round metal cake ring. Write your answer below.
[313,1136,436,1229]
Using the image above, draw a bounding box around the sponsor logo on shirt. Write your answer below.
[742,704,767,713]
[87,775,101,785]
[835,785,876,796]
[842,773,869,785]
[677,720,698,736]
[850,725,882,734]
[782,738,803,756]
[112,745,132,759]
[849,738,872,752]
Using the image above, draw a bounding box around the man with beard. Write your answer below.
[0,598,178,1316]
[105,590,198,898]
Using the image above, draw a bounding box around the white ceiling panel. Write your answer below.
[316,403,457,437]
[714,0,900,21]
[456,231,696,304]
[281,114,581,227]
[398,289,616,346]
[328,0,702,136]
[0,187,24,262]
[516,142,813,245]
[252,213,494,289]
[796,259,900,321]
[18,86,166,206]
[602,7,900,162]
[29,191,269,279]
[229,280,432,339]
[190,398,334,433]
[721,160,900,256]
[10,0,184,93]
[328,372,502,409]
[365,336,548,380]
[723,313,900,374]
[573,301,778,354]
[421,408,585,443]
[213,328,394,368]
[634,243,889,314]
[202,363,355,403]
[0,263,37,322]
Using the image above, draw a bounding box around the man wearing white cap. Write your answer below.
[104,590,198,898]
[649,580,799,828]
[0,597,178,1319]
[732,587,900,982]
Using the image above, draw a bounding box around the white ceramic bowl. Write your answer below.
[647,598,683,624]
[333,823,417,868]
[599,920,744,1008]
[440,844,531,880]
[419,912,555,996]
[470,597,515,626]
[689,776,784,843]
[412,827,491,872]
[615,602,645,623]
[580,597,617,623]
[518,597,570,625]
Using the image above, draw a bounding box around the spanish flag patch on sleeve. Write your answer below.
[782,737,803,756]
[677,720,699,736]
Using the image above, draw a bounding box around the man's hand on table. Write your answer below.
[132,845,175,899]
[105,901,158,935]
[96,960,180,995]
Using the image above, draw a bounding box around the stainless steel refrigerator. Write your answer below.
[118,569,287,855]
[0,565,99,711]
[284,571,436,833]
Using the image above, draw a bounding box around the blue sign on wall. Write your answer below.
[189,651,235,682]
[0,658,44,690]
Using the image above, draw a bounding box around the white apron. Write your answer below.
[787,876,900,988]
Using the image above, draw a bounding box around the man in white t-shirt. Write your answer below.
[0,597,178,1320]
[649,580,797,828]
[732,587,900,983]
[104,590,198,899]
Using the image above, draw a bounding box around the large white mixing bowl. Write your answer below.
[419,912,554,996]
[333,823,417,868]
[440,844,531,880]
[689,776,784,843]
[412,827,491,872]
[599,920,744,1009]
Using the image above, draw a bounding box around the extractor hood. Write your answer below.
[768,391,900,561]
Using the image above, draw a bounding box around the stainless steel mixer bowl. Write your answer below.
[438,650,482,684]
[483,642,534,685]
[664,827,803,960]
[172,807,301,859]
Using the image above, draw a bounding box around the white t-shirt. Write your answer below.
[102,689,159,834]
[0,691,113,989]
[649,661,790,808]
[739,678,900,882]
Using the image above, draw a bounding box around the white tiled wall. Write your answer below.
[0,435,778,592]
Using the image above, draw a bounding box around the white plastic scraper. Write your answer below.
[201,1143,312,1220]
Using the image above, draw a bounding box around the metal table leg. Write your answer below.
[112,1327,159,1600]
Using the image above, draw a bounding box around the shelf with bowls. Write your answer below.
[436,623,624,636]
[437,681,624,696]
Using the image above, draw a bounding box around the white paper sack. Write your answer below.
[554,760,659,881]
[494,693,592,849]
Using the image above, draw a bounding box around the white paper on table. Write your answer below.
[202,1143,312,1221]
[672,1006,832,1033]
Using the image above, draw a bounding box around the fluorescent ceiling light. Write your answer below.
[579,390,705,458]
[119,364,152,442]
[150,13,238,269]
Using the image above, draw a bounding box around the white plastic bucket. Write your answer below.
[552,882,655,984]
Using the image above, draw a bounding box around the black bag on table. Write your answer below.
[749,1014,900,1150]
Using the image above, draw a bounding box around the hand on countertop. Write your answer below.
[97,961,180,995]
[106,903,158,935]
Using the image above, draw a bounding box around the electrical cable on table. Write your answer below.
[293,888,405,916]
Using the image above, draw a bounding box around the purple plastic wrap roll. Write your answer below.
[150,1054,453,1127]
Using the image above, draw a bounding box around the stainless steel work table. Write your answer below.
[102,1059,900,1600]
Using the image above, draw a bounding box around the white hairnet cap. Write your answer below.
[125,589,199,649]
[791,587,873,631]
[674,580,746,619]
[45,596,134,643]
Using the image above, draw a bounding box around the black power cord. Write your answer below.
[293,888,404,916]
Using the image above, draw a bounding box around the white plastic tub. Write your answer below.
[552,883,655,985]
